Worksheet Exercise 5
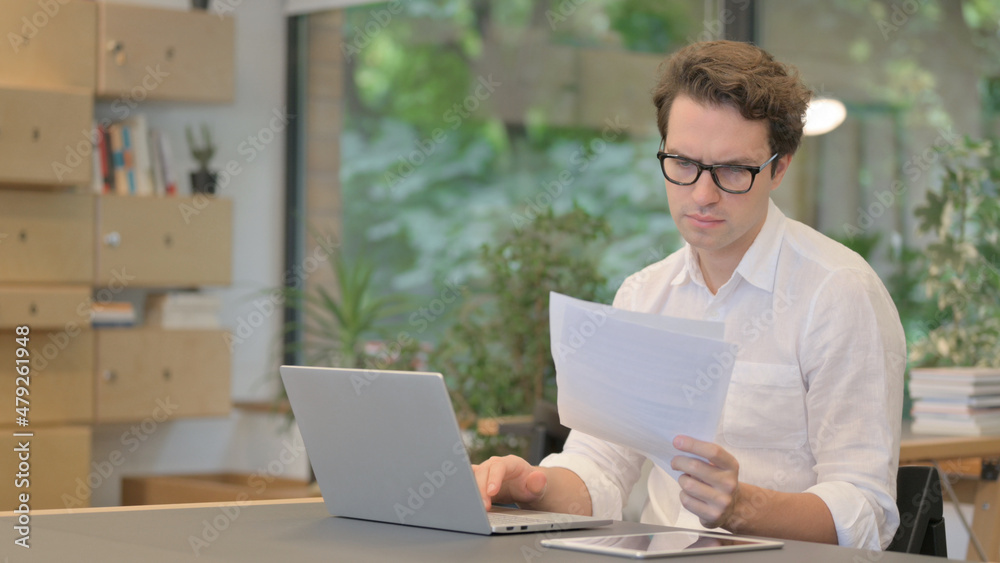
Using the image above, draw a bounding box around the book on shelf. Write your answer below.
[121,122,136,194]
[124,114,155,196]
[101,114,179,197]
[96,122,114,194]
[108,123,129,196]
[89,302,137,327]
[90,121,105,194]
[145,292,221,329]
[151,127,178,196]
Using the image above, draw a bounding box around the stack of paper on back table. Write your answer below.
[549,292,732,479]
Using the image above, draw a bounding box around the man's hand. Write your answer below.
[472,455,548,510]
[670,435,742,529]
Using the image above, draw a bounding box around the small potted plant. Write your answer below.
[187,124,217,195]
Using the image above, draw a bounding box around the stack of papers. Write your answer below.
[910,368,1000,436]
[549,292,733,478]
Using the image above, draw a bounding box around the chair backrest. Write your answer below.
[526,400,571,466]
[887,465,948,557]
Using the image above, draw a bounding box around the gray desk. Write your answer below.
[1,498,960,561]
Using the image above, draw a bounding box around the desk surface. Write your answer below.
[1,498,961,562]
[900,422,1000,462]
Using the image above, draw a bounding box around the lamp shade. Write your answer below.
[803,98,847,136]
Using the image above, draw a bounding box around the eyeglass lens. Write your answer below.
[662,157,754,193]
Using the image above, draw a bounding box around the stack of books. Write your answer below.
[910,367,1000,436]
[145,292,221,329]
[90,302,137,327]
[91,114,178,197]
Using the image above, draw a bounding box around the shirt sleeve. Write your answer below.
[799,267,905,550]
[540,429,646,519]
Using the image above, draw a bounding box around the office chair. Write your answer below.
[886,465,948,557]
[525,400,571,465]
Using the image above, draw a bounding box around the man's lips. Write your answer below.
[686,214,724,227]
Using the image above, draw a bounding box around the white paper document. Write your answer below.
[549,292,735,479]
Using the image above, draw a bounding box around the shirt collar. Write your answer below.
[669,199,786,293]
[733,198,786,293]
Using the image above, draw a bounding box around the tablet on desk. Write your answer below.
[540,531,784,559]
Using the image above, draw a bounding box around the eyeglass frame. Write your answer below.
[656,141,780,195]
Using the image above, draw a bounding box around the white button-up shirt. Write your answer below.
[541,199,905,550]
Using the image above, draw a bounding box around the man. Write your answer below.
[472,40,905,551]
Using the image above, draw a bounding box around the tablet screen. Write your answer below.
[540,531,783,559]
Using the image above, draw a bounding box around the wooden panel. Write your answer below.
[0,329,94,425]
[97,3,234,103]
[0,0,96,91]
[0,87,94,186]
[578,49,661,136]
[95,196,232,287]
[95,329,231,423]
[0,426,91,509]
[0,191,94,283]
[0,286,92,330]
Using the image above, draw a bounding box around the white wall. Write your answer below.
[88,0,310,507]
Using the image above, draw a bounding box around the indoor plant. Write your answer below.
[910,136,1000,368]
[276,248,422,412]
[187,123,218,195]
[432,205,612,458]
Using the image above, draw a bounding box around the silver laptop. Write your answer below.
[280,365,613,535]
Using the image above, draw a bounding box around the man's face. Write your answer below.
[663,94,791,264]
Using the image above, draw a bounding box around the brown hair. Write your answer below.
[652,41,811,160]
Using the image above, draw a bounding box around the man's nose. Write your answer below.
[691,171,721,206]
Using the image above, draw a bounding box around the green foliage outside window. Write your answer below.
[911,137,1000,367]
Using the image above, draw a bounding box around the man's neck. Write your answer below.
[694,249,742,295]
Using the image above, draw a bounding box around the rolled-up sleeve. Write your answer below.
[800,268,905,550]
[540,429,646,519]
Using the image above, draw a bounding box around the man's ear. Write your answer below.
[769,154,794,191]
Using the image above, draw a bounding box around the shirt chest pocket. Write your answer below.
[722,362,807,449]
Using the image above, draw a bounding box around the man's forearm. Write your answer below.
[727,485,838,544]
[520,467,595,516]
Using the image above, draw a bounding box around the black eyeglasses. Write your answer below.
[657,144,779,195]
